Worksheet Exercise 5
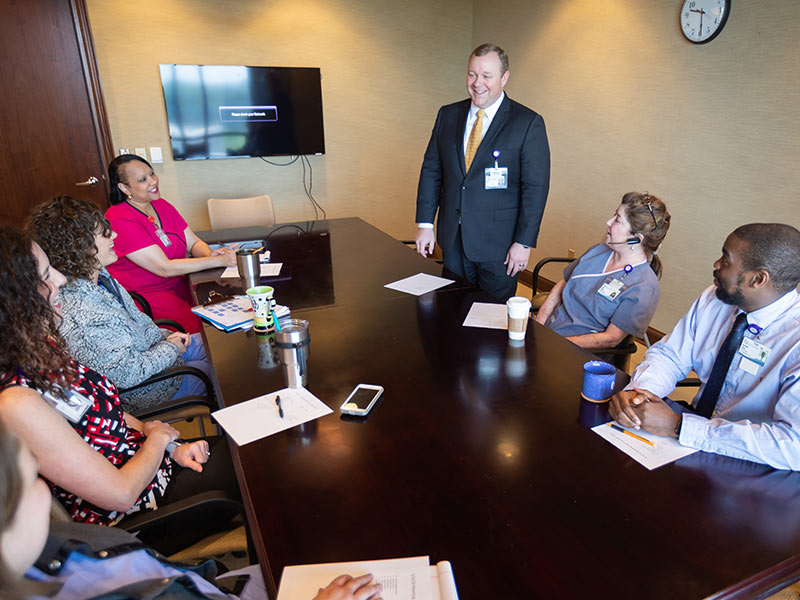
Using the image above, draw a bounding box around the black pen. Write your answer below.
[275,394,284,419]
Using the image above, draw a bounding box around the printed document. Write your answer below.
[277,556,459,600]
[212,387,332,446]
[384,273,454,296]
[592,422,698,470]
[462,302,507,330]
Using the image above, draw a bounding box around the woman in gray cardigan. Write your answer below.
[28,196,212,411]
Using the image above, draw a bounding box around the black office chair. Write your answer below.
[531,255,639,372]
[117,490,254,560]
[120,292,218,434]
[128,290,185,332]
[50,488,254,561]
[122,365,218,436]
[531,256,576,311]
[676,377,701,388]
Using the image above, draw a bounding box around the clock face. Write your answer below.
[681,0,730,44]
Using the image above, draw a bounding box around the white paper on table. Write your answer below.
[384,272,454,296]
[278,556,457,600]
[220,262,283,279]
[592,421,698,470]
[212,387,332,446]
[462,302,507,330]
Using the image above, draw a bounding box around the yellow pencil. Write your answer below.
[609,423,656,447]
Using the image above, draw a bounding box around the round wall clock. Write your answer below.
[681,0,731,44]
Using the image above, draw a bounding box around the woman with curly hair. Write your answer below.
[105,154,236,333]
[0,227,239,545]
[29,196,211,411]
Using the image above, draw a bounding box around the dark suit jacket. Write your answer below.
[415,95,550,263]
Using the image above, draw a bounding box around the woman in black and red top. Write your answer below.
[0,227,238,534]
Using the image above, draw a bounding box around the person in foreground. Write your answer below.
[0,423,382,600]
[28,196,213,411]
[105,154,236,333]
[414,42,550,301]
[0,227,238,537]
[535,192,670,350]
[610,223,800,470]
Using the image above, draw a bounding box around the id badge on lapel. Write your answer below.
[485,149,508,190]
[42,387,93,423]
[485,167,507,189]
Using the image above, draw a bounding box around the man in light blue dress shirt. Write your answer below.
[610,223,800,470]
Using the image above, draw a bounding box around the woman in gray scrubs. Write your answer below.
[535,192,670,350]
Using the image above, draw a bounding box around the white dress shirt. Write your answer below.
[417,93,506,229]
[631,285,800,470]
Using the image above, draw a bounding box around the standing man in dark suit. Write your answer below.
[415,43,551,301]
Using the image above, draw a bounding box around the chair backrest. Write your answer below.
[207,195,275,231]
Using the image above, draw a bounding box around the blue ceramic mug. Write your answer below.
[581,361,616,403]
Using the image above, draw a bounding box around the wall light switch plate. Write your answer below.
[149,147,163,163]
[135,147,148,160]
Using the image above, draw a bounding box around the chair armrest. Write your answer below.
[531,256,575,292]
[116,490,243,533]
[594,343,637,356]
[117,490,254,562]
[118,366,215,399]
[132,394,218,421]
[155,319,186,333]
[592,335,637,357]
[128,290,153,318]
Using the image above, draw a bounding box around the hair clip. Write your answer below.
[642,192,657,229]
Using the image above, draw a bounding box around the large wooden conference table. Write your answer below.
[194,218,800,600]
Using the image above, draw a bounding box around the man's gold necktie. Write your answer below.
[464,109,485,172]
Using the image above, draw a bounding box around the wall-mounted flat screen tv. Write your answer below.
[159,64,325,160]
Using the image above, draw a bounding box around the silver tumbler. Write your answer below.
[276,319,310,388]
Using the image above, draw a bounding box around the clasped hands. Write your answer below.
[609,388,681,438]
[210,246,237,266]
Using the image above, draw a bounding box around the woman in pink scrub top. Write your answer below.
[105,155,235,333]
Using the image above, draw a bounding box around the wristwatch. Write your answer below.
[674,418,683,438]
[165,439,185,455]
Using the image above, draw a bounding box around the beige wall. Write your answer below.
[89,0,800,332]
[86,0,472,238]
[473,0,800,331]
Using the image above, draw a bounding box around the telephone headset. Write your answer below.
[607,236,641,246]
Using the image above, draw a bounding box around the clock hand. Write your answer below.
[690,7,705,32]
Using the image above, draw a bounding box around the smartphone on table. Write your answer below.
[340,384,384,417]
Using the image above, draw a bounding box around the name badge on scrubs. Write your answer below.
[155,227,172,247]
[738,337,772,375]
[485,150,508,189]
[41,387,93,424]
[597,277,625,301]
